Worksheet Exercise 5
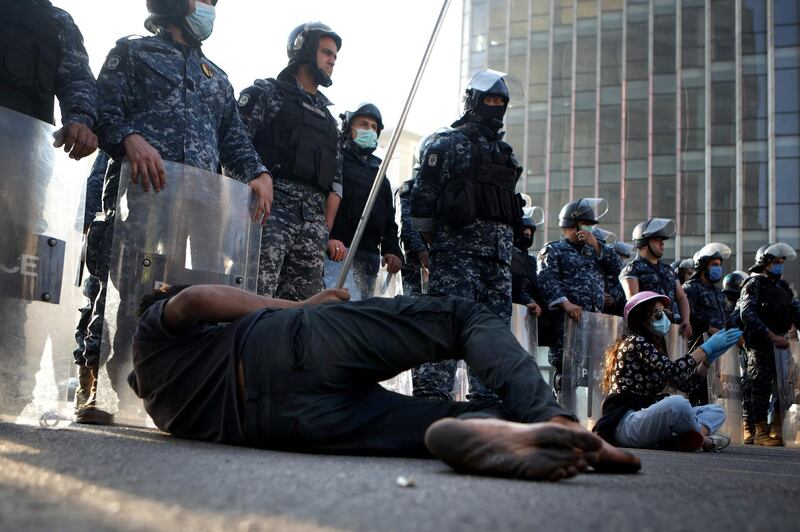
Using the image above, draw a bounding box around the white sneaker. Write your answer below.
[703,432,731,452]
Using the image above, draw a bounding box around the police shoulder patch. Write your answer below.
[201,63,214,78]
[427,153,439,167]
[237,93,250,107]
[105,55,121,70]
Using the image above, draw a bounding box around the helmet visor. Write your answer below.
[644,218,676,239]
[592,227,616,244]
[693,242,732,262]
[468,69,526,103]
[523,205,545,226]
[764,242,797,261]
[577,198,609,222]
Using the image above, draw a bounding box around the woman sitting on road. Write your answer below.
[593,291,742,451]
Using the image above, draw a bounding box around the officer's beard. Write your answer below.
[312,60,333,88]
[647,242,664,259]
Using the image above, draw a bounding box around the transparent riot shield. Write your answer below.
[664,324,690,398]
[511,303,539,355]
[0,106,87,424]
[561,312,622,429]
[707,345,745,444]
[373,266,414,396]
[96,161,261,426]
[774,336,800,448]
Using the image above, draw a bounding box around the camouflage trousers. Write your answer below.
[412,252,511,402]
[72,274,100,365]
[745,347,776,425]
[257,190,327,301]
[739,347,753,431]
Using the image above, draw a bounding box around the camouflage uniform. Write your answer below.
[538,238,622,372]
[73,152,107,367]
[620,256,682,322]
[410,120,522,400]
[725,290,752,429]
[86,29,267,368]
[737,273,800,426]
[238,73,343,300]
[604,252,627,317]
[0,1,97,127]
[398,179,429,296]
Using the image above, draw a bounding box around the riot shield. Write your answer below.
[707,345,745,444]
[774,336,800,448]
[561,312,622,429]
[96,161,261,426]
[511,303,539,355]
[664,324,690,398]
[373,266,415,396]
[0,106,87,424]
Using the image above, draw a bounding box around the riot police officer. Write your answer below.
[238,22,344,301]
[683,242,733,406]
[621,218,692,338]
[398,178,430,295]
[737,242,800,445]
[537,198,622,387]
[511,215,544,316]
[672,258,695,285]
[82,0,271,423]
[0,0,97,159]
[722,270,749,313]
[410,69,524,401]
[324,103,402,299]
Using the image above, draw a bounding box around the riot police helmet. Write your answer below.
[520,205,544,232]
[462,69,525,130]
[558,198,608,228]
[632,218,676,248]
[693,242,732,271]
[749,242,797,272]
[145,0,217,33]
[340,102,384,137]
[670,259,682,271]
[614,241,634,259]
[286,22,342,88]
[592,227,617,244]
[722,270,749,296]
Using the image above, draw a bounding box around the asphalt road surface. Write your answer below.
[0,422,798,532]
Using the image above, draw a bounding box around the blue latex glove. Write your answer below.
[700,328,743,363]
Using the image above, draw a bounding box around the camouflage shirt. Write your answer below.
[620,256,682,321]
[737,272,800,347]
[236,72,343,199]
[537,238,621,311]
[410,122,520,265]
[51,6,97,128]
[683,275,731,345]
[398,179,428,262]
[95,30,266,184]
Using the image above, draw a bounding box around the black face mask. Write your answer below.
[515,235,533,251]
[475,102,506,131]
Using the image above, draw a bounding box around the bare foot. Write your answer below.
[424,418,604,481]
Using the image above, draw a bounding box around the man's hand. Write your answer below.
[383,253,402,274]
[53,122,98,160]
[561,300,582,321]
[248,172,273,224]
[527,301,542,317]
[769,331,790,350]
[680,321,693,339]
[303,288,350,307]
[417,250,430,271]
[577,227,599,251]
[327,239,347,261]
[123,134,166,192]
[708,326,721,335]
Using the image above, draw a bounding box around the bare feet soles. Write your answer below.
[425,418,640,481]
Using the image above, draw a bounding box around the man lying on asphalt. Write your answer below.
[129,284,641,481]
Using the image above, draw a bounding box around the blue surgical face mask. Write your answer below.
[185,2,215,41]
[707,265,723,283]
[353,128,378,150]
[770,263,784,277]
[651,313,671,337]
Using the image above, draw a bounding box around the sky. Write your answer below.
[54,0,466,137]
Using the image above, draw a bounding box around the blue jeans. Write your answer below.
[615,396,726,448]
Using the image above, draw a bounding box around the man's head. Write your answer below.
[462,69,513,131]
[692,242,731,283]
[286,22,342,88]
[750,242,797,277]
[145,0,217,42]
[137,284,191,317]
[558,198,608,243]
[340,103,383,154]
[632,218,675,260]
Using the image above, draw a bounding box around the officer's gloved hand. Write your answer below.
[700,328,743,363]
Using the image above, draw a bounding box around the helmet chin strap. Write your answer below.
[647,241,662,259]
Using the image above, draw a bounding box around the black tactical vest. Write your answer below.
[438,127,522,227]
[252,78,338,192]
[0,0,59,124]
[751,274,795,335]
[336,148,389,237]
